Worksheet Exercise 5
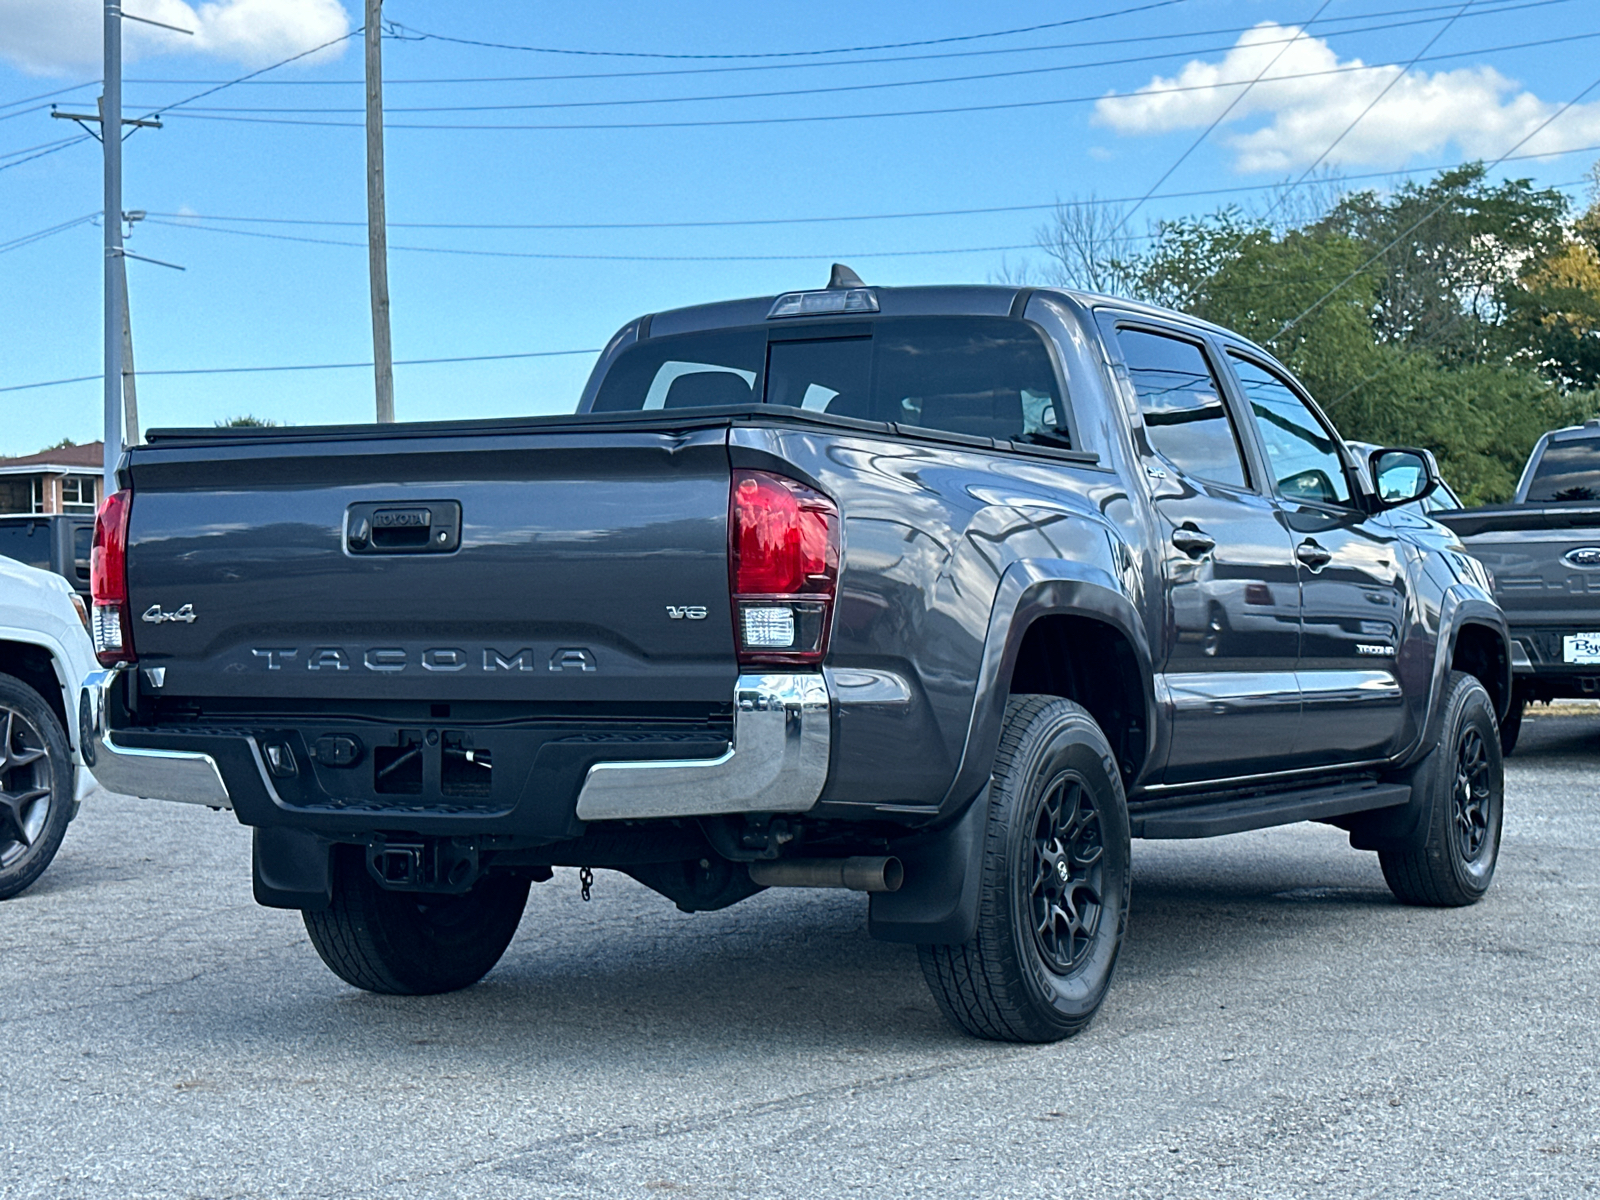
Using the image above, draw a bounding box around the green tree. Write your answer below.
[1505,199,1600,391]
[214,415,279,427]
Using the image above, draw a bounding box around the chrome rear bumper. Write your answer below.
[575,673,831,821]
[78,669,233,809]
[78,669,830,821]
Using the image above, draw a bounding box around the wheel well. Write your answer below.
[1452,622,1508,719]
[1008,615,1147,783]
[0,639,70,747]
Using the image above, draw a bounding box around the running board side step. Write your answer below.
[1131,781,1410,840]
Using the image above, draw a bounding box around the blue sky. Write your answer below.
[2,0,1598,456]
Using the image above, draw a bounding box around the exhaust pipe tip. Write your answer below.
[748,855,903,893]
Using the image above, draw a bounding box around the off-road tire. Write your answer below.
[0,673,74,902]
[304,847,530,994]
[1380,671,1503,907]
[1498,687,1524,757]
[919,695,1131,1043]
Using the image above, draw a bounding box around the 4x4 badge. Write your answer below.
[142,603,196,624]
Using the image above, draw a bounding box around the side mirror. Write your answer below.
[1368,447,1441,510]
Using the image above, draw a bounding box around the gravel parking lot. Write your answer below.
[3,714,1597,1199]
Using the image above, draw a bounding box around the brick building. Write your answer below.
[0,442,103,515]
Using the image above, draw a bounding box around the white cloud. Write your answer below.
[1092,22,1600,173]
[0,0,350,76]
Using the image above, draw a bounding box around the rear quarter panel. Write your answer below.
[731,425,1142,815]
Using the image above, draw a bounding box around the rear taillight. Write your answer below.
[729,469,839,665]
[90,488,134,666]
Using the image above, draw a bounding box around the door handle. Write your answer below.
[1171,527,1215,557]
[1296,539,1332,569]
[346,500,462,554]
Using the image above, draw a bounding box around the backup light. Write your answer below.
[767,288,879,319]
[741,605,796,649]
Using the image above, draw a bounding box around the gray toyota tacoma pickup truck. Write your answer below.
[1436,420,1600,753]
[80,272,1511,1042]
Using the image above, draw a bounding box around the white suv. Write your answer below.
[0,557,98,899]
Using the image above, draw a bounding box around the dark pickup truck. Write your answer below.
[0,514,93,595]
[80,274,1512,1042]
[1436,421,1600,753]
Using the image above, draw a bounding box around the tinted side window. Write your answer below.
[872,318,1065,442]
[1525,438,1600,502]
[0,522,51,571]
[73,524,92,584]
[591,329,766,412]
[1229,355,1351,505]
[1116,328,1247,488]
[768,317,1068,444]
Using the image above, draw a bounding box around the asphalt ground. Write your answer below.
[2,714,1597,1199]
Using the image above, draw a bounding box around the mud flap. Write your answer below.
[867,785,988,945]
[252,826,333,910]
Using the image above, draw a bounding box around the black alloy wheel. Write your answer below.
[920,695,1131,1043]
[1452,726,1493,862]
[1380,671,1503,907]
[1027,772,1106,975]
[0,674,74,901]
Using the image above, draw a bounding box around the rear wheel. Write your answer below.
[0,674,73,902]
[303,847,529,994]
[1380,671,1503,907]
[919,696,1131,1043]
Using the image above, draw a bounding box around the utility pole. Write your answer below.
[121,263,139,445]
[365,0,394,423]
[102,0,123,493]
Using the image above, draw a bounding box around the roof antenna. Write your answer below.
[828,263,866,289]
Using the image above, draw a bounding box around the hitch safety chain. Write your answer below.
[579,866,594,902]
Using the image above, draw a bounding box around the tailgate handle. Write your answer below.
[346,501,461,554]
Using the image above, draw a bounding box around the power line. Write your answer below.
[0,134,88,161]
[130,29,362,123]
[162,16,1515,117]
[1183,0,1478,306]
[0,33,362,180]
[151,6,1573,116]
[1269,68,1600,345]
[156,30,1600,131]
[383,1,1197,61]
[130,144,1600,234]
[1105,0,1335,245]
[110,0,1576,87]
[0,212,100,255]
[0,348,604,395]
[0,81,97,112]
[0,135,95,174]
[143,217,1047,260]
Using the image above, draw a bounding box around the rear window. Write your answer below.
[591,329,766,412]
[1526,437,1600,502]
[590,317,1070,445]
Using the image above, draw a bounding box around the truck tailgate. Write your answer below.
[124,424,737,705]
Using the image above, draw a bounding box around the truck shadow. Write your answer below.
[240,830,1406,1056]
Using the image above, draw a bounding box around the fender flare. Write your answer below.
[938,558,1156,820]
[1408,586,1510,767]
[0,624,91,782]
[871,560,1153,945]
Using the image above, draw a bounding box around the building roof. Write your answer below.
[0,441,104,471]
